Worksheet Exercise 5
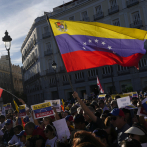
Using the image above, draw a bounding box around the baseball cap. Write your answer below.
[65,115,73,122]
[17,130,27,137]
[5,119,13,124]
[125,123,147,135]
[70,106,77,114]
[110,108,125,117]
[73,114,85,123]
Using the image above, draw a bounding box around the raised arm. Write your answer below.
[72,91,97,122]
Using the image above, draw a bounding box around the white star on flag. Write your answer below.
[83,42,87,45]
[88,39,92,43]
[102,41,106,45]
[95,39,98,43]
[108,46,112,50]
[83,47,86,50]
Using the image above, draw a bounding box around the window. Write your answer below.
[102,66,112,74]
[81,11,88,19]
[132,11,140,22]
[50,78,55,84]
[95,5,102,14]
[44,26,49,33]
[139,58,147,67]
[110,0,117,7]
[63,75,67,82]
[117,65,128,71]
[69,16,74,20]
[88,69,97,77]
[75,72,84,80]
[113,18,120,26]
[46,42,51,51]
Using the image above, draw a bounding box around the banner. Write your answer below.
[19,104,26,117]
[117,96,131,108]
[98,94,106,100]
[45,99,61,112]
[142,98,147,112]
[3,103,11,110]
[111,94,131,100]
[31,102,54,119]
[53,118,70,142]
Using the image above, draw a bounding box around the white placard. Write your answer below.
[117,96,131,108]
[53,118,70,142]
[45,99,61,112]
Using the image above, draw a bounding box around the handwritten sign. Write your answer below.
[19,104,26,117]
[117,96,131,108]
[45,100,61,112]
[53,118,70,142]
[31,102,54,119]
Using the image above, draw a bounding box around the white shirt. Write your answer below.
[8,135,19,145]
[45,137,57,147]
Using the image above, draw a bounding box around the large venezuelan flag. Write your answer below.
[49,19,147,72]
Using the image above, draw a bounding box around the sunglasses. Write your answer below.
[110,117,117,121]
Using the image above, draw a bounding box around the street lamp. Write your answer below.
[52,61,59,99]
[2,30,14,93]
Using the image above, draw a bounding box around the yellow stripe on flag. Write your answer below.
[13,100,19,113]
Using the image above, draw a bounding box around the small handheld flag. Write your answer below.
[97,76,104,93]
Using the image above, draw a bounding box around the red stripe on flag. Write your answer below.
[62,51,143,72]
[0,89,3,98]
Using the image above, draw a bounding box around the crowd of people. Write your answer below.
[0,91,147,147]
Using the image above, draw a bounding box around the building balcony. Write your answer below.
[88,76,97,81]
[108,5,119,15]
[42,32,51,39]
[75,78,84,83]
[130,20,143,29]
[81,17,90,22]
[77,0,87,4]
[44,50,53,56]
[139,66,147,72]
[45,69,55,76]
[63,80,69,85]
[50,83,57,87]
[126,0,139,8]
[117,70,130,76]
[93,12,104,21]
[24,73,40,85]
[102,73,112,78]
[25,56,38,71]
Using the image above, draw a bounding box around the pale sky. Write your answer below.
[0,0,71,66]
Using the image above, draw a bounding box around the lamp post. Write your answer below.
[2,30,14,93]
[52,61,59,99]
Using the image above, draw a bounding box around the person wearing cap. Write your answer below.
[73,114,86,130]
[124,123,147,146]
[110,108,130,147]
[72,91,103,132]
[8,125,23,146]
[93,129,109,147]
[65,115,74,133]
[2,119,14,143]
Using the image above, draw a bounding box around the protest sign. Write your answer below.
[3,103,11,110]
[31,102,54,119]
[117,96,131,108]
[137,107,147,116]
[142,98,147,112]
[98,94,106,100]
[84,94,88,100]
[19,104,26,117]
[1,107,5,116]
[45,99,61,112]
[53,118,70,142]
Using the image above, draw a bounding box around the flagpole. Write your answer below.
[0,87,19,100]
[45,14,74,92]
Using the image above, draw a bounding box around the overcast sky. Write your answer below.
[0,0,71,66]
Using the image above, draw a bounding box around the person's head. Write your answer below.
[63,110,70,118]
[44,124,56,139]
[5,119,13,131]
[110,100,118,109]
[101,114,107,123]
[83,106,95,123]
[122,108,130,123]
[70,106,77,116]
[0,115,5,123]
[121,139,142,147]
[125,123,147,143]
[91,101,98,110]
[73,130,105,147]
[73,114,86,130]
[110,108,126,129]
[93,129,108,146]
[114,95,121,100]
[43,116,53,126]
[99,100,104,109]
[76,142,97,147]
[25,122,35,135]
[65,115,73,127]
[17,130,26,143]
[14,125,23,135]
